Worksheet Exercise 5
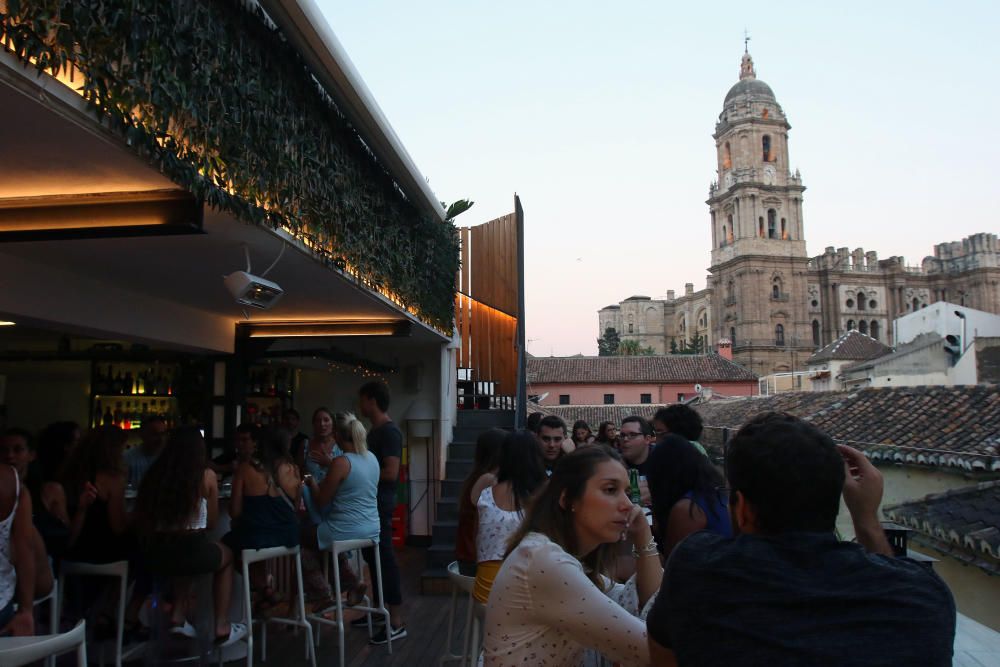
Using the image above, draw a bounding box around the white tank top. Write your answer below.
[476,485,523,562]
[187,497,208,530]
[0,466,19,609]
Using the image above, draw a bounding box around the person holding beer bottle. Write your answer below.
[617,417,653,507]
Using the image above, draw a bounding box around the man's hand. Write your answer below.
[838,444,882,521]
[837,444,893,556]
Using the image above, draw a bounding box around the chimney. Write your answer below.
[685,282,694,296]
[717,338,733,360]
[666,290,675,300]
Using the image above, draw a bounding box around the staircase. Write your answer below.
[420,407,515,594]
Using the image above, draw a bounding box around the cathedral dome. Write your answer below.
[724,78,776,104]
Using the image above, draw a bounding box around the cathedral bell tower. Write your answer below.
[707,49,812,375]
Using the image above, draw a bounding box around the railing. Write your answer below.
[770,292,790,302]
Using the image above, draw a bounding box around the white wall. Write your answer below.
[895,302,1000,347]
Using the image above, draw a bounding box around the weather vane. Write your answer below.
[744,29,751,53]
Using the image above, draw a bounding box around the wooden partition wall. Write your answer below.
[455,196,525,417]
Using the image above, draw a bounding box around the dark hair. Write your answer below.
[312,407,333,424]
[653,405,703,441]
[594,421,616,444]
[571,420,592,443]
[283,408,300,421]
[136,426,207,533]
[506,445,626,589]
[458,428,507,514]
[646,435,724,539]
[538,415,566,435]
[61,425,126,503]
[621,415,652,436]
[526,412,543,434]
[495,430,547,512]
[253,426,293,480]
[1,427,33,450]
[726,412,844,534]
[37,421,78,481]
[235,422,258,439]
[359,381,390,412]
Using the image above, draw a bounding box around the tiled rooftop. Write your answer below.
[806,330,892,364]
[694,385,1000,471]
[527,355,757,384]
[885,481,1000,574]
[528,403,665,428]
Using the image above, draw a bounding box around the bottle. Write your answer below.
[137,370,145,395]
[124,371,134,395]
[113,371,123,395]
[629,468,641,505]
[102,406,114,426]
[94,400,103,428]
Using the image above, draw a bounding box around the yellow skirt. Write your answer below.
[473,560,502,604]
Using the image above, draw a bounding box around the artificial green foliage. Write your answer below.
[0,0,460,331]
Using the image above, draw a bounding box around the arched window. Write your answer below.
[781,218,787,239]
[767,209,777,238]
[758,217,765,237]
[870,321,880,340]
[857,295,866,311]
[762,135,772,162]
[846,319,856,331]
[774,324,785,346]
[912,298,920,311]
[772,284,780,299]
[721,225,727,247]
[727,280,735,302]
[723,142,732,170]
[628,323,633,333]
[858,320,868,335]
[812,320,820,346]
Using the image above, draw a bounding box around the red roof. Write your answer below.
[527,355,757,384]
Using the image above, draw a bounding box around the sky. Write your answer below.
[315,0,1000,357]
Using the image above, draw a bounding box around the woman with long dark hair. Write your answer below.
[472,430,546,603]
[593,421,618,447]
[222,426,301,613]
[136,427,245,646]
[455,428,505,576]
[571,420,594,448]
[645,434,731,556]
[60,425,129,564]
[483,446,661,666]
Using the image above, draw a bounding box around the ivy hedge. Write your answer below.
[0,0,459,331]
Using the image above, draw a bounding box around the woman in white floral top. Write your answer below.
[483,446,662,667]
[470,430,546,603]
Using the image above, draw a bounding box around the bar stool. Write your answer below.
[440,561,475,665]
[13,562,58,667]
[306,537,392,667]
[57,560,138,667]
[0,619,87,667]
[239,545,316,667]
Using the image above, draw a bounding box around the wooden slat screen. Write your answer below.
[455,205,522,398]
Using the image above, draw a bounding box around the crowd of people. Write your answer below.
[0,380,408,649]
[458,406,957,666]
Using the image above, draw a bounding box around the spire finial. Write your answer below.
[739,31,756,80]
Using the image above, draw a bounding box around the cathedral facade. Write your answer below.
[599,50,1000,377]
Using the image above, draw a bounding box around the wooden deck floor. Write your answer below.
[243,546,461,667]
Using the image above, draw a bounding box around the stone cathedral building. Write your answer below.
[599,50,1000,377]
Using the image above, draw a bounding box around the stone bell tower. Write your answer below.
[707,48,812,376]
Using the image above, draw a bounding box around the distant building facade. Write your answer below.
[600,50,1000,376]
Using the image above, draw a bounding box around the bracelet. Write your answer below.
[631,538,658,558]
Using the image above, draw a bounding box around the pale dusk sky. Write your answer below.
[315,1,1000,356]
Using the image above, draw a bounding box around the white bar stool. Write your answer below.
[239,545,316,667]
[57,560,138,667]
[0,619,87,667]
[306,537,392,667]
[13,563,58,667]
[440,561,475,665]
[465,600,487,667]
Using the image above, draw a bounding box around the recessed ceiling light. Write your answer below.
[0,321,15,326]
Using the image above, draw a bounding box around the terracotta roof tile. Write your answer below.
[693,385,1000,471]
[527,355,757,385]
[885,481,1000,573]
[807,330,892,364]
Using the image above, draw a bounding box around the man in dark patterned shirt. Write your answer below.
[646,412,956,667]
